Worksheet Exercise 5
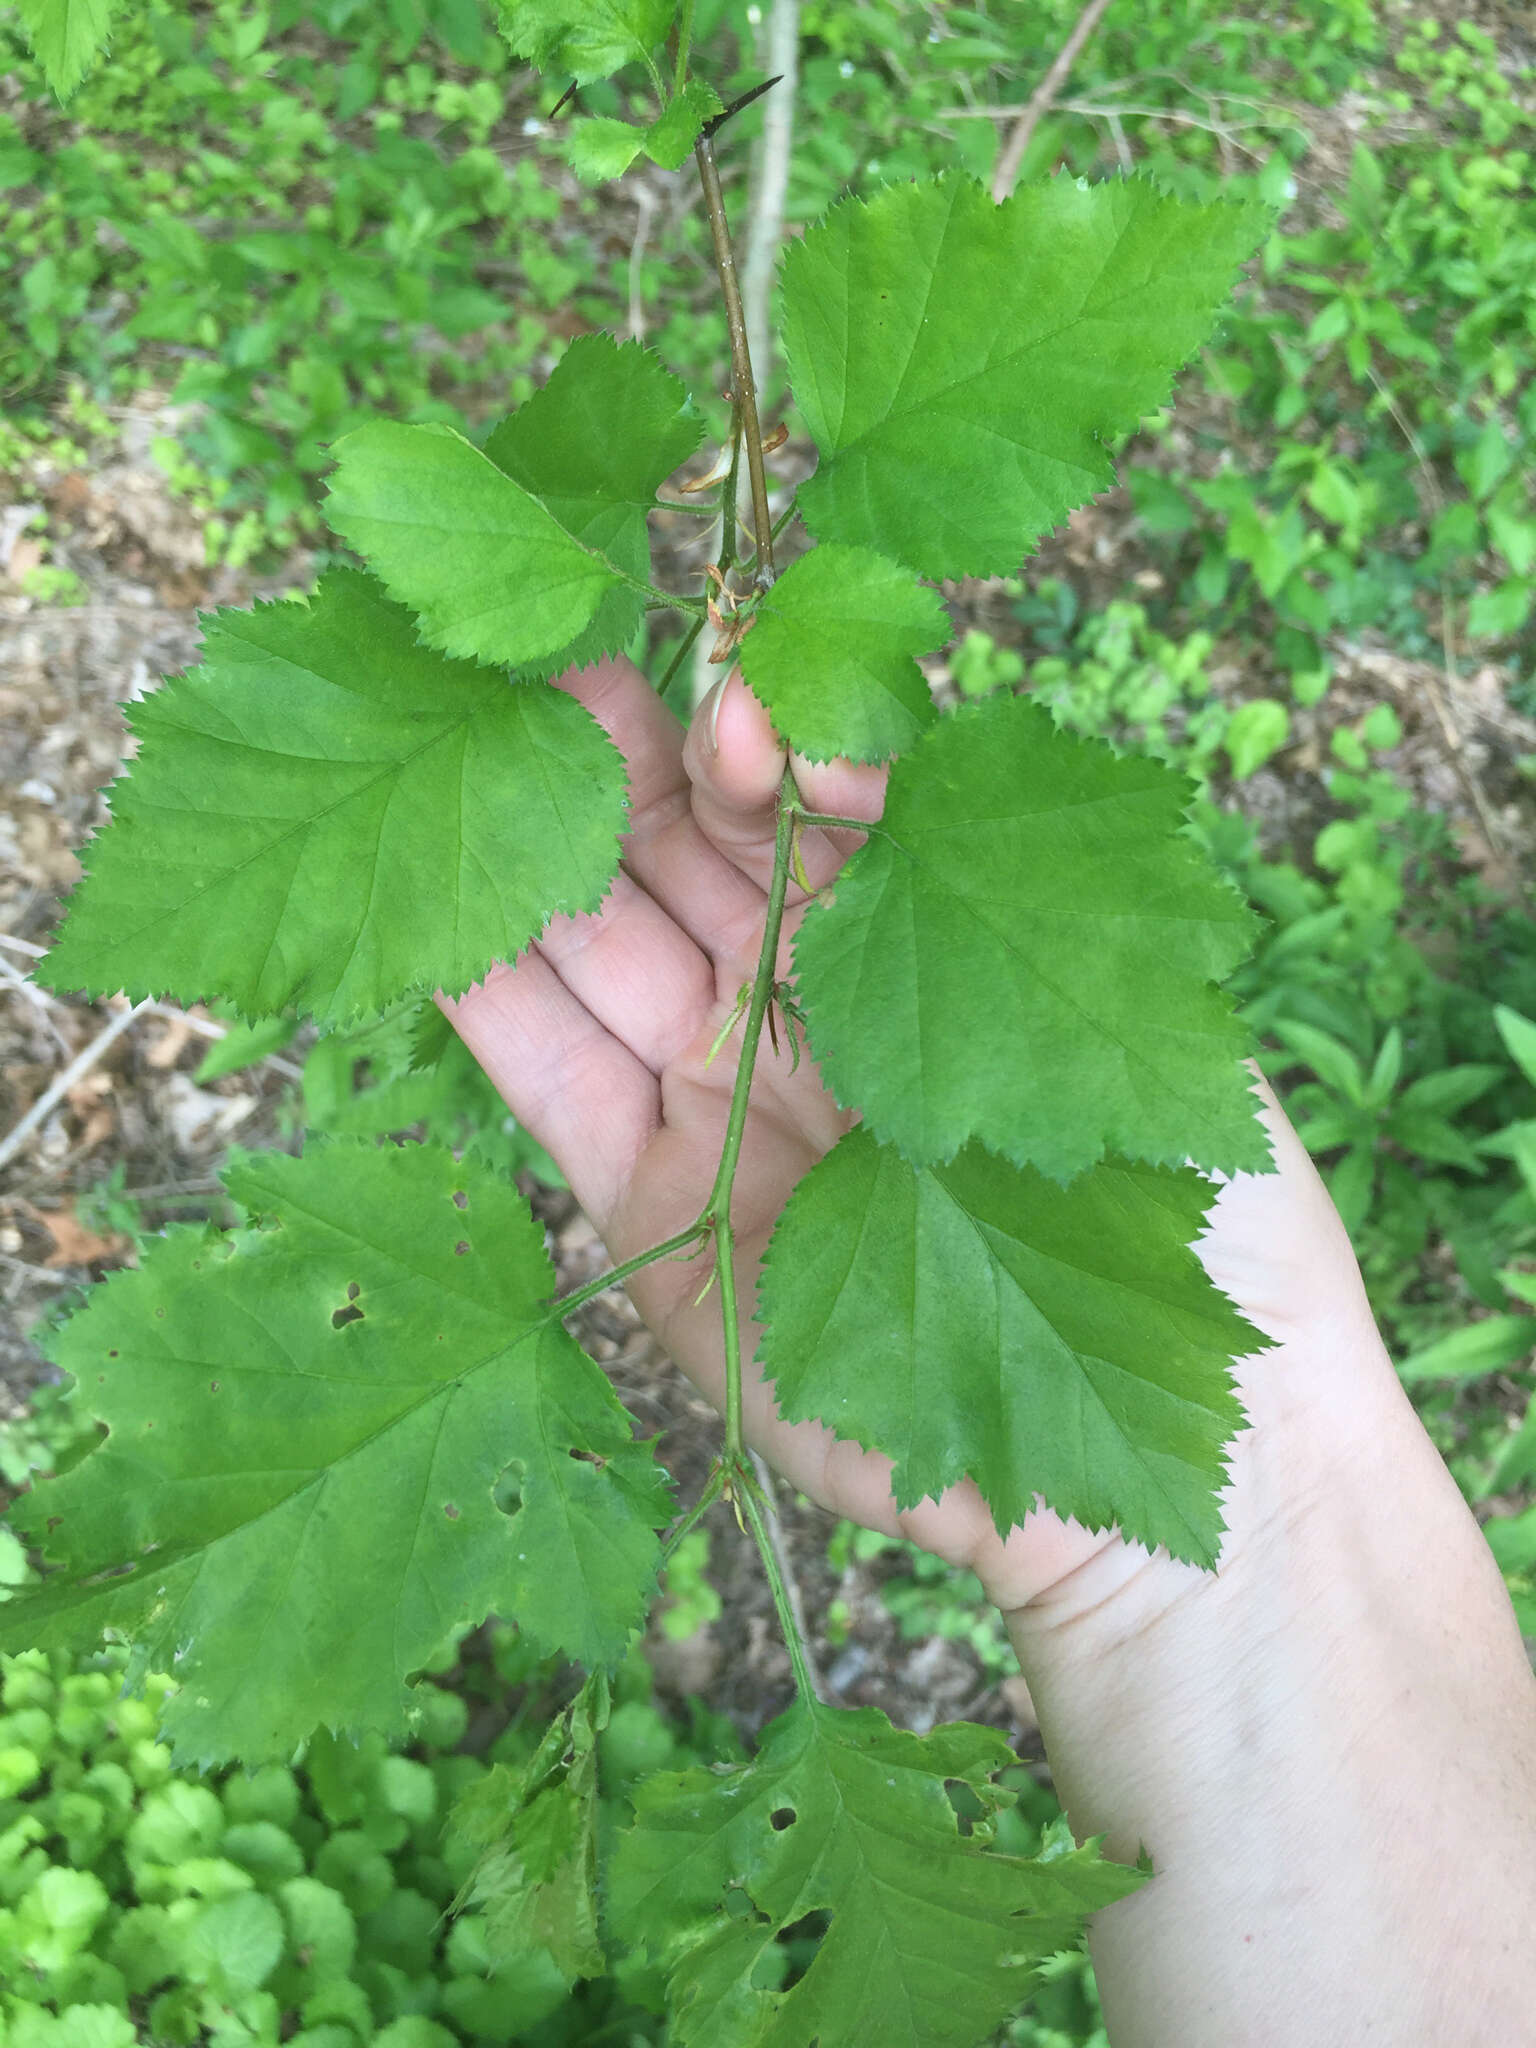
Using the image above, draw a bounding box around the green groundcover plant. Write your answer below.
[6,4,1301,2042]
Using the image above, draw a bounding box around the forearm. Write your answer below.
[1003,1295,1536,2047]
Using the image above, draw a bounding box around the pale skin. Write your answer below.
[441,654,1536,2047]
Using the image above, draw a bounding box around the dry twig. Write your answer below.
[0,999,151,1174]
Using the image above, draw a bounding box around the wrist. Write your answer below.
[994,1305,1536,2046]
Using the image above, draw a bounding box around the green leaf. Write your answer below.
[449,1672,607,1981]
[10,2008,137,2048]
[16,1867,110,1970]
[562,116,643,182]
[1393,1064,1505,1117]
[275,1877,357,1992]
[1457,418,1514,503]
[1467,578,1533,641]
[494,0,673,83]
[782,173,1270,579]
[374,2021,457,2048]
[195,1013,301,1085]
[761,1131,1257,1560]
[1327,1143,1376,1232]
[482,335,701,676]
[42,570,627,1027]
[1223,697,1290,780]
[0,1140,670,1764]
[1487,497,1536,577]
[1494,1005,1536,1091]
[737,543,948,763]
[610,1701,1142,2048]
[1397,1315,1536,1384]
[1365,1025,1403,1106]
[791,695,1267,1179]
[1383,1113,1483,1171]
[15,0,116,98]
[188,1890,285,1994]
[324,422,623,671]
[1491,1398,1536,1494]
[1360,703,1402,752]
[1484,1500,1536,1569]
[643,80,722,171]
[327,338,699,671]
[1344,143,1385,226]
[1270,1019,1366,1106]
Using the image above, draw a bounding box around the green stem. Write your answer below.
[738,1476,819,1703]
[769,498,799,543]
[706,782,796,1458]
[695,133,776,590]
[739,496,800,583]
[656,616,705,705]
[716,401,746,584]
[659,1463,726,1566]
[646,588,710,617]
[788,804,891,839]
[544,1221,710,1325]
[672,0,696,94]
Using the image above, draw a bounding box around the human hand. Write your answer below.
[440,651,1378,1616]
[441,654,1536,2048]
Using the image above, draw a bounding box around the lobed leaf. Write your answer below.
[643,80,723,170]
[42,569,627,1026]
[449,1673,608,1981]
[563,116,648,182]
[737,542,949,763]
[563,82,723,182]
[15,0,115,98]
[495,0,674,84]
[0,1141,671,1765]
[760,1129,1262,1561]
[782,172,1272,579]
[791,693,1269,1180]
[609,1701,1142,2048]
[327,336,699,671]
[484,334,701,674]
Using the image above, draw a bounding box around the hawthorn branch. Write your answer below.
[695,116,778,589]
[704,780,795,1457]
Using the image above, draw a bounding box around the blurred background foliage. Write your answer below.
[1,1,1533,2042]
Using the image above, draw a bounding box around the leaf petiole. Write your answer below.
[659,1461,725,1567]
[670,0,696,94]
[738,1473,819,1702]
[703,779,797,1460]
[788,804,891,840]
[544,1221,711,1325]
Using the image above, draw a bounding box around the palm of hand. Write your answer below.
[445,653,1345,1617]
